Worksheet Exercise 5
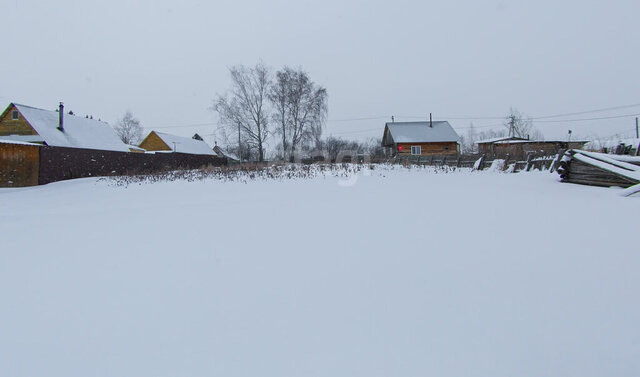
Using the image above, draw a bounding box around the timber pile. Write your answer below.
[557,150,640,192]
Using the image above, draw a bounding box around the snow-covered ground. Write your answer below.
[1,166,638,377]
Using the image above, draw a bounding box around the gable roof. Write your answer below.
[147,131,217,156]
[382,121,460,146]
[8,103,130,152]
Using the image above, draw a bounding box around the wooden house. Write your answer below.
[382,120,460,157]
[139,131,217,156]
[0,102,131,152]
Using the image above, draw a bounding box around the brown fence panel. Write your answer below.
[38,146,226,185]
[0,142,39,187]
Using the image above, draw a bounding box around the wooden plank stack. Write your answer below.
[557,150,640,188]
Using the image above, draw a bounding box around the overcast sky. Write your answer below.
[2,0,639,146]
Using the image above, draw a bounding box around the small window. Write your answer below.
[11,110,19,120]
[444,146,449,151]
[411,146,421,155]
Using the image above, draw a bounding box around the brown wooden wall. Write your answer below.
[479,141,583,159]
[396,142,458,156]
[0,142,39,187]
[139,131,171,151]
[0,104,38,136]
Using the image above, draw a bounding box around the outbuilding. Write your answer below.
[138,131,218,156]
[476,137,588,158]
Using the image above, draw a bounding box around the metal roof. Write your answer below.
[11,103,130,152]
[475,136,526,144]
[151,131,217,156]
[383,121,460,146]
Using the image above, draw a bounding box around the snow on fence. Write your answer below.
[395,152,558,173]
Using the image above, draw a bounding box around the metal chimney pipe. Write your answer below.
[58,102,64,131]
[430,113,432,128]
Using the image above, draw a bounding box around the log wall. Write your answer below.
[396,142,458,156]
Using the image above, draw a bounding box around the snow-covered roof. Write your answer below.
[213,145,238,161]
[0,139,40,146]
[383,121,460,145]
[11,103,130,152]
[493,139,589,145]
[127,144,146,151]
[475,136,526,144]
[151,131,217,156]
[0,134,45,143]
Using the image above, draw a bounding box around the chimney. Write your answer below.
[429,113,433,128]
[58,102,64,132]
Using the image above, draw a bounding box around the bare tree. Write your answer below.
[269,68,291,160]
[114,110,143,145]
[213,63,271,162]
[269,67,327,161]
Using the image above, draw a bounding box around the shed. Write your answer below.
[139,131,217,156]
[477,137,588,158]
[0,102,130,152]
[382,121,460,156]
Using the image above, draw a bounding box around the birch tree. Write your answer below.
[214,63,271,162]
[114,110,143,145]
[269,67,327,161]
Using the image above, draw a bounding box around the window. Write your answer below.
[11,110,19,120]
[411,145,421,155]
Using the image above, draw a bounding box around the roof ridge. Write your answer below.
[13,102,49,111]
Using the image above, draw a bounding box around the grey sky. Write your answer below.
[2,0,639,146]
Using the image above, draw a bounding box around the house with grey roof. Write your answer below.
[0,102,131,152]
[382,120,460,157]
[138,131,217,156]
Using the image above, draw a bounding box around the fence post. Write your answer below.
[525,153,534,171]
[549,149,565,173]
[474,154,486,171]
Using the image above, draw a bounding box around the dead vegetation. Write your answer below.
[101,162,461,187]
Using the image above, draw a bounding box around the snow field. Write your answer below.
[0,167,638,377]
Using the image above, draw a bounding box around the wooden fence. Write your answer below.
[390,152,560,172]
[1,142,227,187]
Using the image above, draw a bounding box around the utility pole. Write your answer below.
[508,115,515,138]
[636,117,638,139]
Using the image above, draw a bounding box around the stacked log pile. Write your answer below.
[557,150,640,189]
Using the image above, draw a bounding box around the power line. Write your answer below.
[327,116,389,122]
[531,113,640,123]
[140,102,640,132]
[531,102,640,120]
